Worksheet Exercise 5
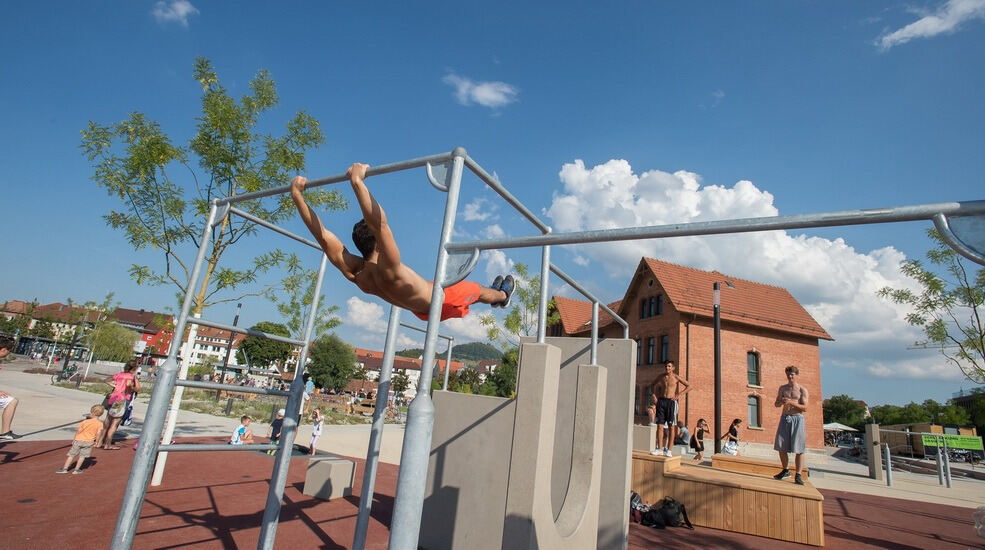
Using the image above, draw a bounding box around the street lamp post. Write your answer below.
[714,282,722,454]
[215,303,242,401]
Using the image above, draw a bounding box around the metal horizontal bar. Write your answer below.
[464,155,552,234]
[158,444,279,452]
[188,317,307,347]
[175,379,292,396]
[446,200,985,252]
[228,207,323,251]
[550,264,629,330]
[218,152,454,206]
[399,322,453,341]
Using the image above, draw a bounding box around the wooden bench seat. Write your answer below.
[712,453,810,479]
[632,451,824,546]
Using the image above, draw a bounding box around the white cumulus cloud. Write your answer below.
[152,0,199,27]
[876,0,985,51]
[344,296,388,333]
[443,73,519,109]
[545,158,959,381]
[462,197,498,221]
[444,313,492,341]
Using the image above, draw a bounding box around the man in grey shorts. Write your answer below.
[773,365,808,485]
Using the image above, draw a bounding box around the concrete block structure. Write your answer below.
[302,457,355,501]
[421,338,635,550]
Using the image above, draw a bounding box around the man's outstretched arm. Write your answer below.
[291,176,356,280]
[347,163,401,269]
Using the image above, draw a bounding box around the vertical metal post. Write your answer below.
[353,305,402,550]
[215,302,242,401]
[111,202,219,549]
[936,441,945,486]
[943,438,953,488]
[590,301,599,365]
[884,443,893,487]
[442,337,454,391]
[390,147,466,550]
[713,282,722,454]
[258,254,329,549]
[536,244,551,343]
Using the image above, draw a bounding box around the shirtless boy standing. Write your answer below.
[773,365,809,485]
[648,361,691,457]
[291,163,514,321]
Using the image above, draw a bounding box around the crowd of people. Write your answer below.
[645,362,810,485]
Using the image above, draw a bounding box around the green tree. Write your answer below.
[480,263,560,349]
[89,322,139,362]
[967,393,985,434]
[31,319,55,340]
[822,395,868,429]
[307,333,357,392]
[478,348,519,398]
[81,57,345,321]
[391,369,411,398]
[236,321,292,370]
[879,229,985,383]
[271,267,342,341]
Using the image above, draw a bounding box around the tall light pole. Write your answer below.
[713,282,722,454]
[215,303,242,401]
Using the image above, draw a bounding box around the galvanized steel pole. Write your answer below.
[537,244,551,343]
[389,147,467,549]
[590,301,599,365]
[884,443,893,487]
[258,254,329,549]
[111,202,219,549]
[353,305,402,550]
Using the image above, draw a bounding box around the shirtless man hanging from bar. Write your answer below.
[649,361,691,457]
[291,163,514,321]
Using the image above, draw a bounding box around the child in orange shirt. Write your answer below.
[57,405,105,474]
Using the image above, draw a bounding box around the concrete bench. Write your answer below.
[302,456,355,501]
[712,453,810,478]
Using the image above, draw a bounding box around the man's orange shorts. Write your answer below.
[414,281,482,321]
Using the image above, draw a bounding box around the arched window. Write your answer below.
[748,395,761,428]
[747,351,761,386]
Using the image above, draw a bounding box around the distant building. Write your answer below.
[550,257,832,452]
[354,347,465,398]
[109,308,174,363]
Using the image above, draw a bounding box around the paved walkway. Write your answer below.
[0,359,405,465]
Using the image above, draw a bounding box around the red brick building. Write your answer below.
[110,308,175,362]
[550,257,832,450]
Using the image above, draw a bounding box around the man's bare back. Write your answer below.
[290,163,512,319]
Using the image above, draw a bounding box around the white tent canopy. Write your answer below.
[823,422,858,432]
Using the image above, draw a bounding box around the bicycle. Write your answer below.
[51,365,80,384]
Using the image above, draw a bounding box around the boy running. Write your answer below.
[291,163,515,321]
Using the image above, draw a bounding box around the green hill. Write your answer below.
[396,341,502,363]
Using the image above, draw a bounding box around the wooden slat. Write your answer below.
[780,495,794,542]
[794,497,808,543]
[743,489,756,536]
[768,492,782,539]
[756,491,769,537]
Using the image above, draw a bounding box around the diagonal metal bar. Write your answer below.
[550,263,629,338]
[175,379,291,397]
[463,155,552,233]
[228,207,323,251]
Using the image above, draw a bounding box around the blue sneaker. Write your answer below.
[498,275,515,308]
[490,275,504,308]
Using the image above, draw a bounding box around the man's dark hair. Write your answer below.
[352,220,376,258]
[785,365,799,375]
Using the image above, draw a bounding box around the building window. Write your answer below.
[640,299,648,319]
[748,395,761,428]
[647,337,655,364]
[660,335,669,363]
[635,338,641,365]
[747,352,761,386]
[656,294,664,315]
[648,296,656,317]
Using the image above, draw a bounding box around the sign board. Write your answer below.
[921,434,984,451]
[133,340,147,353]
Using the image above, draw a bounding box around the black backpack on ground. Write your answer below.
[642,497,694,530]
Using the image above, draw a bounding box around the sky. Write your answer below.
[2,1,985,407]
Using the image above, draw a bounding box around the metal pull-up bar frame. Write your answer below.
[113,144,985,550]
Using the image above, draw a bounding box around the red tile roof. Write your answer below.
[553,257,831,341]
[636,258,832,340]
[353,347,464,372]
[0,300,33,315]
[110,308,173,333]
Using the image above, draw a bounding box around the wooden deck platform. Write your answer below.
[712,453,810,478]
[632,451,824,546]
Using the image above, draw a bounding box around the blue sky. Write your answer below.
[2,1,984,406]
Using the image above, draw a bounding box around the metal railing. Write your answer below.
[549,263,629,364]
